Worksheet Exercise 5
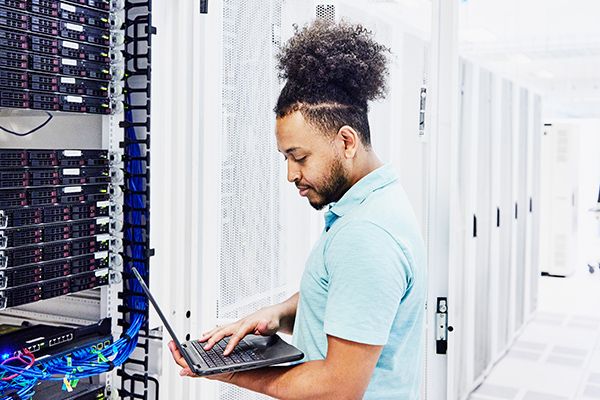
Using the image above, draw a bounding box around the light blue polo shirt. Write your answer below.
[292,164,427,399]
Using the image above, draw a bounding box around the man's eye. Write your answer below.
[295,156,306,162]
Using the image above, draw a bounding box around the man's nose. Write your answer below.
[287,162,300,183]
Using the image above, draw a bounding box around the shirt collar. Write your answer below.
[324,164,398,230]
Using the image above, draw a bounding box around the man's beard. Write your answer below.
[308,157,351,210]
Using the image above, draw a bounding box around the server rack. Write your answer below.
[0,0,154,399]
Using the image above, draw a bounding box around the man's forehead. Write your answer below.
[276,112,322,153]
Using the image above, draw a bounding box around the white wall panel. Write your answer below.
[499,79,515,351]
[530,95,542,314]
[473,68,492,382]
[488,74,503,360]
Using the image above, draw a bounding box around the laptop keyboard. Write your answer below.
[191,336,265,368]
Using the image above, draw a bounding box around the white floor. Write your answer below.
[469,265,600,400]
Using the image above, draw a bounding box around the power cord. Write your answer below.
[0,112,53,137]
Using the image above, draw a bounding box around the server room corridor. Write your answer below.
[2,0,599,399]
[467,112,600,400]
[470,236,600,399]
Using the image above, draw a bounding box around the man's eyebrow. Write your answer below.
[283,147,300,154]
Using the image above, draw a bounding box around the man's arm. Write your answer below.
[169,334,382,400]
[276,292,298,334]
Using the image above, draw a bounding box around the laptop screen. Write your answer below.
[131,267,185,352]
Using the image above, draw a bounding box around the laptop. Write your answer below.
[131,267,304,376]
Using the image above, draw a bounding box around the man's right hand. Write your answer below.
[200,292,298,356]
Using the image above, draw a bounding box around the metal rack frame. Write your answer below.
[115,0,156,399]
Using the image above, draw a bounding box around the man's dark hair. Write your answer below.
[275,20,389,147]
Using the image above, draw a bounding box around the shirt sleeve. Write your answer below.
[323,220,413,345]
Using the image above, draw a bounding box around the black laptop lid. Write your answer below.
[131,267,185,352]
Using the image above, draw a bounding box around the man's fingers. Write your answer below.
[223,321,254,355]
[203,328,234,351]
[200,326,222,342]
[254,320,270,335]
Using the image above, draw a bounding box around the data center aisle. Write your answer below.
[470,259,600,400]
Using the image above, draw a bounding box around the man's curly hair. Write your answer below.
[275,20,389,147]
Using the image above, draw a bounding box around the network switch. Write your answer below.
[0,317,111,359]
[0,268,109,309]
[0,201,110,228]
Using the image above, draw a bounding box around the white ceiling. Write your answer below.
[459,0,600,118]
[364,0,600,118]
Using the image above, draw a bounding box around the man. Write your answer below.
[169,20,426,399]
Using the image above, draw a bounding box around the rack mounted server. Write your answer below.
[0,149,117,310]
[0,0,120,114]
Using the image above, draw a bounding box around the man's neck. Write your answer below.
[348,152,383,187]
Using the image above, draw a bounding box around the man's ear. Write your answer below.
[337,125,360,159]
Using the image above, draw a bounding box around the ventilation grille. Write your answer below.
[316,4,336,22]
[219,0,285,318]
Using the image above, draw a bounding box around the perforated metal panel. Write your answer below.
[218,0,286,324]
[217,4,288,399]
[316,4,336,22]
